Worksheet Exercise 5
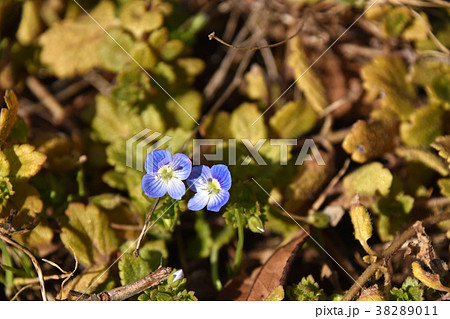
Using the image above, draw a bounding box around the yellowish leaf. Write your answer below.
[269,100,317,139]
[62,265,109,300]
[361,57,416,120]
[16,1,42,45]
[284,152,332,213]
[400,104,443,146]
[265,286,285,301]
[412,262,450,293]
[343,162,393,197]
[3,144,46,179]
[243,64,267,101]
[342,111,397,163]
[395,146,449,176]
[120,0,164,39]
[60,203,118,266]
[0,90,18,147]
[431,135,450,167]
[39,1,116,77]
[350,202,375,255]
[287,37,328,112]
[230,103,267,145]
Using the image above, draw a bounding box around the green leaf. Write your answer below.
[373,192,415,216]
[343,162,393,197]
[119,240,168,285]
[166,90,202,130]
[112,68,152,109]
[3,144,46,179]
[149,196,181,232]
[431,75,450,106]
[390,277,423,301]
[160,40,184,61]
[148,27,169,49]
[269,100,317,139]
[0,176,13,208]
[39,1,116,77]
[400,104,443,147]
[187,213,213,259]
[92,95,143,143]
[139,269,197,301]
[153,61,177,84]
[382,6,412,37]
[1,90,18,147]
[395,146,449,176]
[130,42,157,70]
[102,170,127,191]
[287,275,325,301]
[377,214,402,241]
[202,111,233,139]
[60,203,118,266]
[372,192,414,241]
[230,103,267,145]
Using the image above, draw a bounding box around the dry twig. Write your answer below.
[69,266,172,301]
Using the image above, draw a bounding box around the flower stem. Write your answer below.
[210,245,222,291]
[134,198,160,257]
[233,209,244,273]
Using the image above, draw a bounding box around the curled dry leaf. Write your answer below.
[412,262,450,293]
[411,221,448,274]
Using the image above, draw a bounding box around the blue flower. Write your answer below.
[141,150,192,200]
[187,164,231,212]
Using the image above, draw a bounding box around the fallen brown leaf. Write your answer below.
[246,229,309,301]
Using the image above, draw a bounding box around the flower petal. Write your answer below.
[167,178,186,200]
[144,149,172,174]
[187,165,211,192]
[187,191,209,211]
[207,190,230,212]
[171,153,192,180]
[142,174,167,198]
[211,164,232,191]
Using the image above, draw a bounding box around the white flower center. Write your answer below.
[156,164,175,182]
[199,178,221,195]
